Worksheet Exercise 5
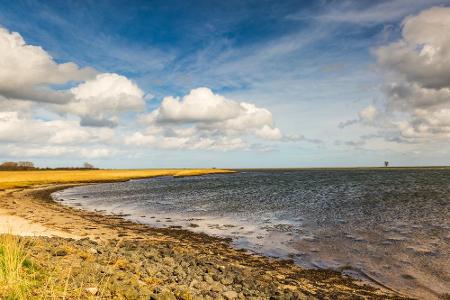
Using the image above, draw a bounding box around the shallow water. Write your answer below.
[53,169,450,299]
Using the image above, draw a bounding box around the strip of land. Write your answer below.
[0,170,410,299]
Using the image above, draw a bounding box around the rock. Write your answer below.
[204,274,214,284]
[220,276,234,285]
[88,247,98,254]
[210,282,224,292]
[194,281,209,290]
[85,287,98,295]
[54,249,68,256]
[189,279,198,288]
[163,256,175,266]
[180,260,190,268]
[173,266,186,277]
[150,290,177,300]
[144,249,159,259]
[222,291,238,300]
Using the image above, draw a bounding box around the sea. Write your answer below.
[52,169,450,299]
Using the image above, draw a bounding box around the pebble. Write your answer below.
[54,249,68,256]
[150,291,177,300]
[204,274,214,284]
[220,276,234,285]
[222,290,238,299]
[85,287,98,295]
[210,282,224,292]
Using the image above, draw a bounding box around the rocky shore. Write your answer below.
[0,184,411,299]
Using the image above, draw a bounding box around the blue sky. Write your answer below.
[1,0,450,168]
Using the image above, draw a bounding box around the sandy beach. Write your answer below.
[0,173,411,299]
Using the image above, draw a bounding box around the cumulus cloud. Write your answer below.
[377,7,450,141]
[0,112,114,145]
[376,7,450,90]
[0,27,96,103]
[66,73,145,127]
[148,87,241,123]
[0,97,32,113]
[128,87,287,150]
[343,7,450,144]
[358,105,379,123]
[125,131,247,151]
[144,87,282,136]
[339,105,379,128]
[0,26,145,129]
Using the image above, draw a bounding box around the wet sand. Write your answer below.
[0,184,411,299]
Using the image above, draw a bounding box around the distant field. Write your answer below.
[0,169,235,190]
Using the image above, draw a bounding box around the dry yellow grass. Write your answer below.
[0,169,235,190]
[0,233,33,299]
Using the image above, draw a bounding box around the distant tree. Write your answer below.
[83,162,94,169]
[1,162,18,168]
[384,161,389,167]
[18,161,34,168]
[0,161,37,170]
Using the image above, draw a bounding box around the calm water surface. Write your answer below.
[53,170,450,299]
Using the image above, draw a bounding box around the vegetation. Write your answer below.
[0,169,235,190]
[0,161,35,171]
[0,234,35,299]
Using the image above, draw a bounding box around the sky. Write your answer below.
[1,0,450,168]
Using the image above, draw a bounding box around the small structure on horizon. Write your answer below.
[384,161,389,167]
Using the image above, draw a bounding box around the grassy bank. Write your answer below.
[0,169,235,190]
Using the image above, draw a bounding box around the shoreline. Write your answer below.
[0,181,410,299]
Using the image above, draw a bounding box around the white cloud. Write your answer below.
[358,105,379,123]
[0,112,114,145]
[0,26,145,129]
[0,27,96,103]
[125,131,247,151]
[339,105,379,128]
[79,148,113,159]
[376,7,450,90]
[1,145,114,159]
[145,87,283,138]
[313,0,447,25]
[378,7,450,141]
[148,87,241,123]
[6,145,73,158]
[66,73,145,127]
[129,87,288,150]
[343,7,450,145]
[0,97,32,113]
[255,125,283,140]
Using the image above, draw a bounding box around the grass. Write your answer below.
[0,234,35,299]
[0,236,140,299]
[0,169,235,190]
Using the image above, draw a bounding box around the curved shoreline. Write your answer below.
[0,182,411,299]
